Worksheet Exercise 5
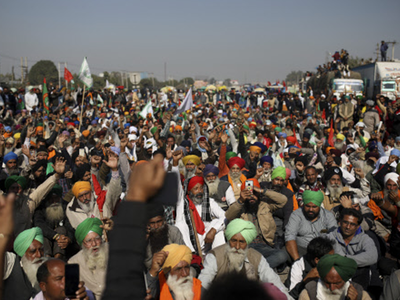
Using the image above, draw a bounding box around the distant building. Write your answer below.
[194,80,207,89]
[128,72,148,85]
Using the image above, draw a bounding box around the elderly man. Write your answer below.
[145,204,185,270]
[203,164,235,211]
[326,208,378,289]
[285,190,337,261]
[372,149,400,187]
[0,151,20,191]
[69,218,108,300]
[175,176,226,255]
[254,155,274,183]
[338,96,354,129]
[199,219,291,297]
[299,254,371,300]
[35,259,93,300]
[146,244,202,300]
[220,157,247,200]
[182,154,201,179]
[323,166,370,211]
[3,227,47,299]
[226,178,288,268]
[66,157,121,229]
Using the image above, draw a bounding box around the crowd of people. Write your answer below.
[1,82,400,300]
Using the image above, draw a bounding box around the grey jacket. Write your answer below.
[326,227,378,267]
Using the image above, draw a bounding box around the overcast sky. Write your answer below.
[1,0,399,84]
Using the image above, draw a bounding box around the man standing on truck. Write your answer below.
[381,41,389,61]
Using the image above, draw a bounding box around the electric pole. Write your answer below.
[20,57,24,84]
[58,62,61,87]
[164,62,166,83]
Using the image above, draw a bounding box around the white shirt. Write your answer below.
[25,92,39,112]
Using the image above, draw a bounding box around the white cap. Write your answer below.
[321,94,326,99]
[266,120,272,125]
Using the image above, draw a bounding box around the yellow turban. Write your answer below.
[182,155,201,166]
[161,244,192,270]
[336,133,345,141]
[14,133,21,140]
[72,181,92,198]
[249,146,262,154]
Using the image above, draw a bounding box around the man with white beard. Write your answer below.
[198,219,291,298]
[66,155,121,229]
[146,244,202,300]
[203,164,235,211]
[3,227,47,299]
[220,157,247,200]
[69,218,108,300]
[334,133,346,153]
[254,155,274,183]
[33,185,75,259]
[299,254,371,300]
[181,154,201,180]
[322,167,370,211]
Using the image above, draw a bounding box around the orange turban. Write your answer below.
[249,146,261,154]
[227,157,245,169]
[82,130,90,138]
[72,181,92,198]
[161,244,192,270]
[36,126,44,133]
[287,136,296,144]
[175,125,182,131]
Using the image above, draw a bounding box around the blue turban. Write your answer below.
[391,149,400,157]
[4,126,12,132]
[110,146,121,156]
[124,123,131,128]
[4,152,18,164]
[91,120,98,125]
[260,156,273,166]
[253,142,267,153]
[278,132,287,138]
[203,164,219,177]
[368,141,378,151]
[303,132,311,139]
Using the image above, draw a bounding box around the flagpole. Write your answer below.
[79,85,86,131]
[65,62,68,89]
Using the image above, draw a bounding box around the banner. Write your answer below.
[140,101,154,119]
[43,78,49,114]
[174,88,193,115]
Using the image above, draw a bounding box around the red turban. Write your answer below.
[287,136,296,144]
[240,178,260,191]
[67,122,75,128]
[227,157,245,170]
[187,176,204,192]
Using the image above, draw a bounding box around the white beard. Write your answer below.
[45,203,65,225]
[225,244,248,272]
[166,274,194,300]
[206,177,220,196]
[21,255,47,290]
[316,279,349,300]
[185,168,197,179]
[83,243,108,271]
[230,170,241,182]
[327,182,343,200]
[79,199,95,215]
[334,141,344,151]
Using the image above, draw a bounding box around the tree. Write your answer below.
[223,78,231,86]
[285,71,304,85]
[180,77,194,85]
[208,77,216,84]
[348,56,363,69]
[28,60,58,85]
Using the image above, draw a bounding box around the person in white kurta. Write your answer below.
[24,90,39,112]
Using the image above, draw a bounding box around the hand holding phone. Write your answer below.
[245,180,254,194]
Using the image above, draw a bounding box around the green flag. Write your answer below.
[78,57,93,88]
[43,78,50,114]
[139,102,154,119]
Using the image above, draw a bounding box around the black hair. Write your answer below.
[36,261,50,284]
[305,166,317,173]
[339,208,363,225]
[307,237,334,261]
[167,134,175,141]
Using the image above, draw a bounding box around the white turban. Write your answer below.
[354,122,365,128]
[384,172,399,187]
[129,126,138,134]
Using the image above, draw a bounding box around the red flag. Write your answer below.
[321,109,326,121]
[64,67,73,82]
[328,119,334,147]
[283,81,286,87]
[268,81,271,86]
[292,129,302,148]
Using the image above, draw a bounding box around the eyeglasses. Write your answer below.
[83,236,102,246]
[341,220,358,228]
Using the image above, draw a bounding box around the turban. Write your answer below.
[182,155,201,167]
[161,244,192,270]
[240,178,260,191]
[368,141,378,151]
[5,175,27,191]
[278,132,287,139]
[32,159,47,173]
[187,176,204,192]
[275,127,282,132]
[260,156,273,166]
[354,122,365,128]
[287,136,296,144]
[391,149,400,157]
[249,146,262,154]
[110,146,120,156]
[129,126,138,133]
[227,157,245,170]
[225,219,257,245]
[249,122,257,129]
[72,181,92,198]
[366,100,375,106]
[50,184,63,198]
[14,227,43,257]
[271,166,286,180]
[303,190,324,206]
[175,146,188,156]
[3,152,18,163]
[324,167,342,181]
[243,125,250,131]
[6,137,14,145]
[36,126,44,133]
[175,125,182,131]
[150,127,158,135]
[225,151,237,162]
[180,140,191,148]
[384,172,399,187]
[14,133,21,139]
[75,218,103,245]
[203,164,219,177]
[4,126,12,133]
[91,120,98,125]
[67,122,75,128]
[147,203,165,219]
[82,130,90,137]
[317,254,357,282]
[253,142,267,153]
[97,130,107,138]
[304,131,312,139]
[336,133,345,141]
[128,134,137,141]
[330,149,342,157]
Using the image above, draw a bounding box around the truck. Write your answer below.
[352,61,400,101]
[306,71,364,99]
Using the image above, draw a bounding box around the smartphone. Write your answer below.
[245,180,254,193]
[148,172,178,206]
[65,264,80,298]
